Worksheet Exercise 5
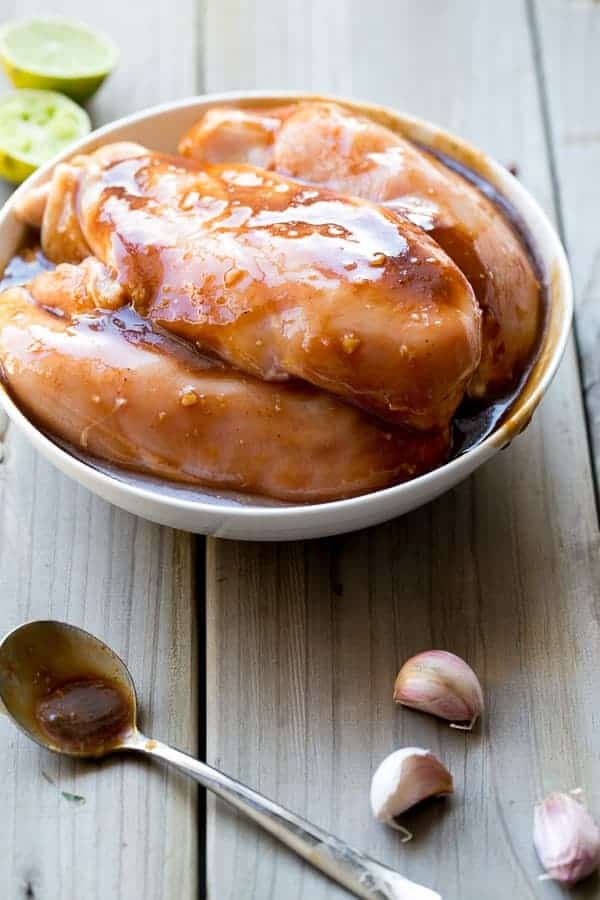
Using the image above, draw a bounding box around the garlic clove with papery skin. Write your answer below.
[534,792,600,886]
[393,650,484,730]
[370,747,453,835]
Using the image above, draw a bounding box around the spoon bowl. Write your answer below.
[0,620,137,756]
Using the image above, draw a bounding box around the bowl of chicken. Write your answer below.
[0,92,572,540]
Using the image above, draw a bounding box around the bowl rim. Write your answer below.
[0,90,573,523]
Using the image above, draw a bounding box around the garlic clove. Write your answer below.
[534,791,600,886]
[393,650,484,730]
[370,747,453,832]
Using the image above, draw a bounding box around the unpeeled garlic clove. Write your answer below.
[534,791,600,886]
[370,747,453,835]
[393,650,484,730]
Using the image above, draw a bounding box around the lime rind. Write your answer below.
[0,17,118,102]
[0,63,109,103]
[0,89,91,184]
[0,148,35,183]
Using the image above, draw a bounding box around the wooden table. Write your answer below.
[1,1,599,897]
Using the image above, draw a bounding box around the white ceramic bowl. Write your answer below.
[0,92,572,540]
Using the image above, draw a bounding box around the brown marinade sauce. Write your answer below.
[0,244,53,291]
[34,676,133,753]
[423,146,545,455]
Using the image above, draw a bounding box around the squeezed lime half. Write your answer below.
[0,17,118,102]
[0,89,91,183]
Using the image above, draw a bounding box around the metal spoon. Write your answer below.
[0,620,440,900]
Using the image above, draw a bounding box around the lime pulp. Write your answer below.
[0,89,91,184]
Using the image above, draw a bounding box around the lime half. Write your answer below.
[0,89,91,183]
[0,17,118,102]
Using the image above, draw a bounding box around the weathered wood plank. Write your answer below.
[204,1,600,898]
[530,0,600,493]
[0,2,199,898]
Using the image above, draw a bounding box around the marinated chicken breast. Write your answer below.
[0,283,449,502]
[18,144,482,430]
[180,101,541,398]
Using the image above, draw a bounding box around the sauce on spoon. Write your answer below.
[34,674,133,754]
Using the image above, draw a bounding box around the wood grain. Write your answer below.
[530,0,600,504]
[204,1,600,898]
[0,1,199,898]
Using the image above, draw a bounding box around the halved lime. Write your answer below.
[0,17,118,103]
[0,89,91,183]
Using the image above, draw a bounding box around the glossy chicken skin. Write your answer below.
[14,144,150,264]
[0,280,449,502]
[25,145,481,430]
[28,257,127,314]
[180,101,541,398]
[178,107,284,168]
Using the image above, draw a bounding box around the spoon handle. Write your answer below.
[130,736,440,900]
